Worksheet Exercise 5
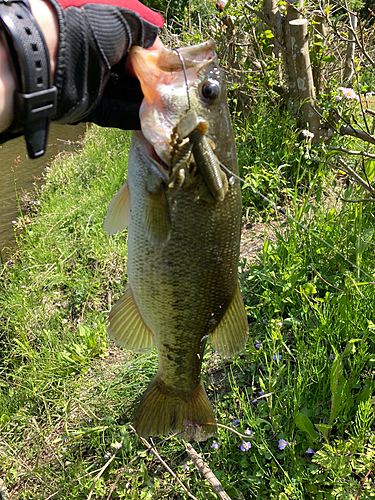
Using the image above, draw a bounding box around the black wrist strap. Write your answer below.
[0,0,57,158]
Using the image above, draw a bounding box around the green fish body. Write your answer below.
[105,41,248,441]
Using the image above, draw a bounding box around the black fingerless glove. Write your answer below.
[49,0,160,129]
[0,0,161,158]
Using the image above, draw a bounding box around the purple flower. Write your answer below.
[104,452,111,460]
[329,353,334,360]
[255,341,262,349]
[245,428,252,435]
[184,464,189,471]
[335,95,341,102]
[251,398,258,403]
[233,419,240,426]
[306,448,316,454]
[273,353,282,361]
[240,441,251,452]
[260,391,264,396]
[278,439,288,450]
[211,441,220,449]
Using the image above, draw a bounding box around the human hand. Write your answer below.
[50,0,164,129]
[0,0,163,155]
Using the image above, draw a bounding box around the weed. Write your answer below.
[1,68,375,500]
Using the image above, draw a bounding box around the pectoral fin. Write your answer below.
[108,285,154,352]
[104,181,130,235]
[143,186,171,247]
[210,282,248,358]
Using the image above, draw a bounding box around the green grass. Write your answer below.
[0,113,375,500]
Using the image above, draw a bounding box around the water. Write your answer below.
[0,123,86,257]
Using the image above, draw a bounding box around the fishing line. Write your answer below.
[219,160,375,281]
[173,48,191,113]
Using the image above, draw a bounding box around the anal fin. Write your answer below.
[210,282,248,358]
[108,285,154,352]
[104,181,130,235]
[133,374,216,441]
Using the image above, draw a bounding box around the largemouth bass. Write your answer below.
[104,40,248,441]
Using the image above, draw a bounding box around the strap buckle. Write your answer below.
[14,87,57,124]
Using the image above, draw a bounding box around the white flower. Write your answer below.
[302,129,314,139]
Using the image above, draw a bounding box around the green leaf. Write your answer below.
[330,380,348,422]
[315,424,332,440]
[364,160,375,182]
[330,357,343,395]
[295,412,319,442]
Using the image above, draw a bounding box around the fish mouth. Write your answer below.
[130,42,218,170]
[150,145,170,174]
[134,130,170,178]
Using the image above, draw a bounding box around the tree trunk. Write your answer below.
[284,4,303,108]
[289,18,321,141]
[343,12,357,84]
[312,10,328,95]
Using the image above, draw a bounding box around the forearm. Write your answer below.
[0,0,59,133]
[0,34,15,133]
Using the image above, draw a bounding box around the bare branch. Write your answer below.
[328,147,375,160]
[355,461,375,500]
[87,440,124,500]
[138,436,199,500]
[340,197,375,202]
[343,11,375,66]
[245,3,266,23]
[185,443,232,500]
[340,126,375,145]
[343,11,357,83]
[329,157,373,192]
[311,106,340,135]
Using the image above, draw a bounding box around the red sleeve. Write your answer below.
[57,0,164,27]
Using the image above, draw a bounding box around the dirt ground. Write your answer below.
[240,220,279,265]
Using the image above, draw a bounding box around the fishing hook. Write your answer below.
[173,48,191,113]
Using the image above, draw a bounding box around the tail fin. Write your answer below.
[133,373,216,441]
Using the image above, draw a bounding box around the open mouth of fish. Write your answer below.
[150,141,170,173]
[134,131,171,185]
[129,41,217,168]
[130,40,229,202]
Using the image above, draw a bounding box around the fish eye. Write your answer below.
[200,80,220,101]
